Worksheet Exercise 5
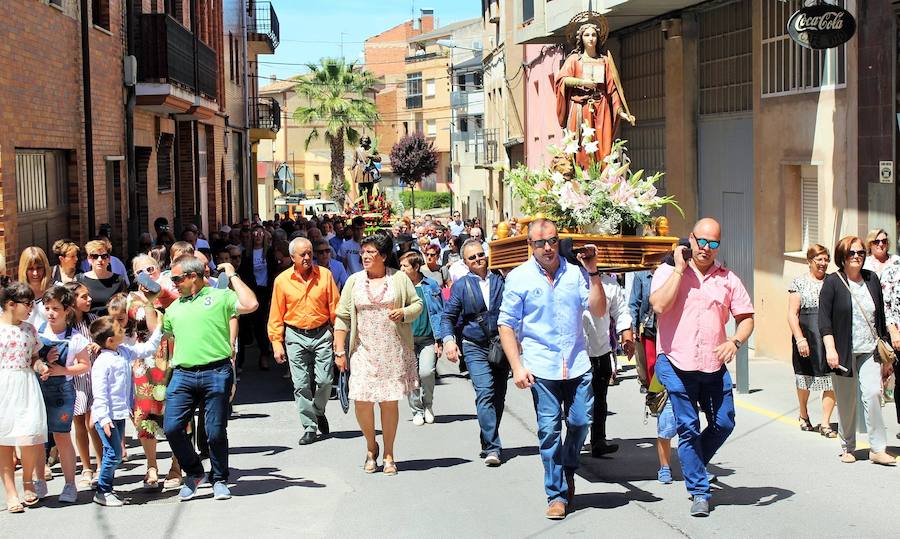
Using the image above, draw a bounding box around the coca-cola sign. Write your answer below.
[788,3,856,50]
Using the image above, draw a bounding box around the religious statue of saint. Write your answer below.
[555,12,635,169]
[351,135,381,201]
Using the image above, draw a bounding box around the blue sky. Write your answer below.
[260,0,481,83]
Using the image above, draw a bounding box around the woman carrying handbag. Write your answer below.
[819,236,896,465]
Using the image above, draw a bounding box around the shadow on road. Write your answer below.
[433,414,477,424]
[231,466,326,496]
[502,445,540,461]
[396,457,472,471]
[229,445,293,457]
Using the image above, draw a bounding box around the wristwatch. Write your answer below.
[334,350,346,357]
[587,270,600,277]
[732,338,743,349]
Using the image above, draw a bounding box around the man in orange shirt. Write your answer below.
[268,237,341,445]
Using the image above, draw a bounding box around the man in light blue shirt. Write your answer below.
[337,217,365,274]
[498,218,608,520]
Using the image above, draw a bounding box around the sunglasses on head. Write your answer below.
[530,237,559,249]
[695,238,720,249]
[847,249,867,258]
[170,272,195,284]
[89,253,111,260]
[466,251,486,261]
[872,238,889,246]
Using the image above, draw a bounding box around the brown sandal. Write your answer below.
[382,459,398,476]
[820,425,837,438]
[799,416,815,432]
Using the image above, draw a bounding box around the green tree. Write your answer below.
[390,133,438,219]
[292,58,379,207]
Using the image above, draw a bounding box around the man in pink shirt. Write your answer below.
[649,218,754,517]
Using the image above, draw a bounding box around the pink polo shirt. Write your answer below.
[650,261,754,373]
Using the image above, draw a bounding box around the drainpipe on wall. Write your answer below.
[190,0,202,227]
[124,0,139,259]
[241,2,251,219]
[80,0,96,239]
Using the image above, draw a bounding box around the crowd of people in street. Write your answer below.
[7,202,900,522]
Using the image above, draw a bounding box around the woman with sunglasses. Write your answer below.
[863,228,899,278]
[76,239,126,317]
[819,236,894,465]
[787,244,836,437]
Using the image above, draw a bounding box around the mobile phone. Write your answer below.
[136,272,162,294]
[682,248,693,262]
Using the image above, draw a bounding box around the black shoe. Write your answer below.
[298,432,317,445]
[317,415,330,436]
[590,443,619,458]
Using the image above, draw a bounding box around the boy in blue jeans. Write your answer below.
[90,297,162,507]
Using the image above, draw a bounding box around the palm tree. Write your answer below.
[292,58,379,207]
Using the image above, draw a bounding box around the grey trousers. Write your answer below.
[408,336,437,416]
[831,352,887,454]
[285,325,334,433]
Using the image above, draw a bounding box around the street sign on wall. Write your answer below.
[787,3,856,50]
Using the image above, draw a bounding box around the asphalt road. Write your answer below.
[2,354,896,538]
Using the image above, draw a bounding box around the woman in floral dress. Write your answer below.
[334,233,423,476]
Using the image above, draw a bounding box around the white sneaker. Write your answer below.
[93,491,124,507]
[424,407,435,424]
[484,453,501,467]
[412,414,425,426]
[59,482,78,503]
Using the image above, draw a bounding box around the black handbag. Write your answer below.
[463,277,507,366]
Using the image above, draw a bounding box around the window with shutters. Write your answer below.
[800,167,818,250]
[15,152,50,214]
[157,133,174,191]
[784,164,820,254]
[425,78,436,98]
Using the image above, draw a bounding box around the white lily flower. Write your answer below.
[581,123,596,139]
[551,171,566,185]
[563,140,579,155]
[583,140,599,154]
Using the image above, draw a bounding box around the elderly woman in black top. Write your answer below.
[819,235,894,465]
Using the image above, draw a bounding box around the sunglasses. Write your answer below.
[872,238,889,246]
[425,252,439,257]
[170,272,195,284]
[89,253,111,260]
[695,238,720,249]
[136,266,157,275]
[847,249,867,258]
[466,252,487,261]
[530,237,559,249]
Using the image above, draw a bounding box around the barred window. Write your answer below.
[762,0,847,97]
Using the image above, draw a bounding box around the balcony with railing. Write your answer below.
[248,1,280,55]
[136,13,219,110]
[249,97,281,141]
[404,51,448,64]
[472,129,499,167]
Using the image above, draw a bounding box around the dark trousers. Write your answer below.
[590,353,613,446]
[164,363,234,483]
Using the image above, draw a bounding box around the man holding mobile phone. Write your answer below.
[498,218,608,520]
[649,218,754,517]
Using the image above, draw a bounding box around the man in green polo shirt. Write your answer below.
[162,255,258,502]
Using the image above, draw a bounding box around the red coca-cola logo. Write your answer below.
[787,4,856,50]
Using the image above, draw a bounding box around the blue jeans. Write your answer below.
[462,341,509,455]
[163,362,234,483]
[95,419,125,493]
[531,372,594,505]
[655,354,735,499]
